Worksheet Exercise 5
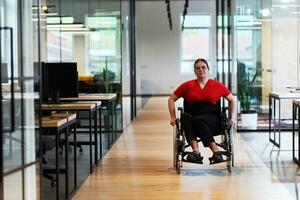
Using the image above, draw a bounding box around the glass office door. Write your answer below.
[0,0,41,199]
[235,0,273,131]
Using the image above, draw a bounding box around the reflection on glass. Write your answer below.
[3,97,22,173]
[1,0,22,172]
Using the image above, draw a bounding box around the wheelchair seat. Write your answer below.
[173,100,234,173]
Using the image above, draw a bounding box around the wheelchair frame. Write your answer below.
[173,104,234,174]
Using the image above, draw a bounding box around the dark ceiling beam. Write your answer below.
[181,0,188,30]
[165,0,172,30]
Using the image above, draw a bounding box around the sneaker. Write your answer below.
[209,152,225,165]
[186,152,203,164]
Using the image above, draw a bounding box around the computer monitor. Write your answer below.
[34,62,42,92]
[1,63,8,83]
[42,62,79,102]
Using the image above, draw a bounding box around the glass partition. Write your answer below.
[42,0,122,198]
[122,0,131,129]
[45,0,122,132]
[1,0,41,199]
[235,0,272,131]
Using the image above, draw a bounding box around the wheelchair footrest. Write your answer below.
[182,151,203,164]
[209,151,231,165]
[217,151,232,157]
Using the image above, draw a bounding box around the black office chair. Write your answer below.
[39,135,57,187]
[173,100,234,173]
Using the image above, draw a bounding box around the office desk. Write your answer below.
[293,100,300,166]
[269,92,300,147]
[41,113,76,200]
[76,101,102,160]
[60,93,117,148]
[41,103,100,173]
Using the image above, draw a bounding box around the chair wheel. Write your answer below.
[79,148,84,155]
[42,156,48,164]
[51,180,57,187]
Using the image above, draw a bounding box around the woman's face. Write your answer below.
[194,61,209,79]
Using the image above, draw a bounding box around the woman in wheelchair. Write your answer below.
[168,58,236,165]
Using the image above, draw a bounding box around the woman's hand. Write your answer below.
[170,117,177,126]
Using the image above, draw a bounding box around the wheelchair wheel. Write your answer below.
[173,119,184,173]
[225,128,234,173]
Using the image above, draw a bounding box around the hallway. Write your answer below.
[73,97,294,200]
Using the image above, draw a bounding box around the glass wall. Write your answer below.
[1,0,41,199]
[272,0,299,121]
[235,0,300,130]
[235,0,272,130]
[42,0,122,198]
[45,0,122,120]
[45,0,122,129]
[121,0,131,129]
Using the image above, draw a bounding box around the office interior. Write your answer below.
[1,0,300,199]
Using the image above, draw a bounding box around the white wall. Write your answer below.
[271,1,300,118]
[272,7,298,92]
[136,1,215,95]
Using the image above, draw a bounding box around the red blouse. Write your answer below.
[173,79,231,105]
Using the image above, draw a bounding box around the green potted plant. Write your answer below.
[237,61,259,128]
[102,58,111,93]
[99,57,115,93]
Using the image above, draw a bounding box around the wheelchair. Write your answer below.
[173,100,234,173]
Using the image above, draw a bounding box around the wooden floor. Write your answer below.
[72,97,294,200]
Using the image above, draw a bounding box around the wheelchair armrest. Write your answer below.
[222,107,229,112]
[221,106,231,130]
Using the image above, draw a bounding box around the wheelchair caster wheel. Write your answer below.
[51,180,57,187]
[176,160,181,173]
[227,162,232,173]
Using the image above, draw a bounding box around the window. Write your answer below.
[86,14,121,81]
[181,14,211,74]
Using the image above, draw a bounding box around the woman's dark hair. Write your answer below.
[193,58,209,70]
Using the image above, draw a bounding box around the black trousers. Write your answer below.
[181,112,218,147]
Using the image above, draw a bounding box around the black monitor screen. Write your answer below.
[42,62,79,101]
[1,63,8,83]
